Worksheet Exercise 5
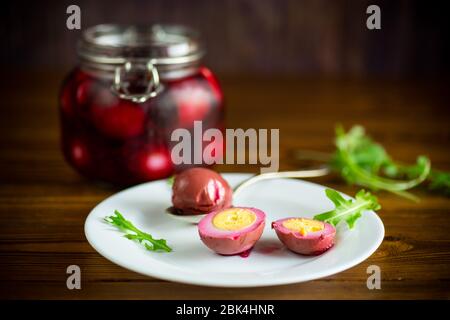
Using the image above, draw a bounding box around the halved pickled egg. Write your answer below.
[198,207,265,255]
[272,217,335,255]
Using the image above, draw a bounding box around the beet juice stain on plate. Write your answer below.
[59,24,224,185]
[258,244,284,254]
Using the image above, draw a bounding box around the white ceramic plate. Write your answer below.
[85,174,384,287]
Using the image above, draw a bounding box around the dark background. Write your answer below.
[2,0,449,78]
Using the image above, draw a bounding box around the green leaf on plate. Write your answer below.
[314,189,381,229]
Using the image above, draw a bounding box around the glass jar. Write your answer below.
[59,25,224,185]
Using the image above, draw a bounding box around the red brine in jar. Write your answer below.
[59,25,224,185]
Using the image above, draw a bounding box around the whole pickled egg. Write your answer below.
[172,168,232,215]
[198,207,266,255]
[272,217,335,255]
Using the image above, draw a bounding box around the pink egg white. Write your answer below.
[198,207,266,255]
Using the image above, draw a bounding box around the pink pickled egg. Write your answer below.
[172,168,232,215]
[272,217,335,256]
[69,138,90,168]
[171,81,211,128]
[199,67,223,103]
[198,207,266,255]
[76,79,95,106]
[201,128,225,165]
[91,101,146,139]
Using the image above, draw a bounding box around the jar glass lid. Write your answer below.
[78,24,204,66]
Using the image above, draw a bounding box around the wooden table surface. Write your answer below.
[0,72,449,299]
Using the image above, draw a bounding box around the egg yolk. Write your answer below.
[212,208,256,231]
[282,218,324,236]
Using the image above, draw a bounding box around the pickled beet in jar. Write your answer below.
[59,25,224,185]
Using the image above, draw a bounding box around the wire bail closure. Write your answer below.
[112,61,162,103]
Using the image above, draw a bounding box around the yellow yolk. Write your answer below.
[212,208,256,231]
[282,218,324,236]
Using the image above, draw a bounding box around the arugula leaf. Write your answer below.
[385,162,450,196]
[105,210,172,252]
[167,175,175,187]
[331,125,431,201]
[314,189,381,228]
